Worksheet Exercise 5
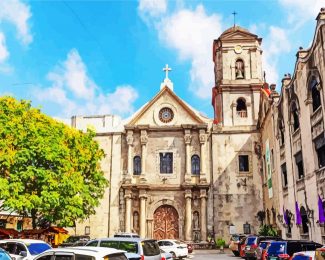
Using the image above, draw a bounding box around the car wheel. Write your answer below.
[170,251,176,259]
[233,251,240,256]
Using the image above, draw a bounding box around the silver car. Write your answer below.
[86,237,161,260]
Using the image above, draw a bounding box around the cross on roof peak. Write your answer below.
[163,64,172,79]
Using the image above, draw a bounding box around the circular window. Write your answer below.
[159,107,174,123]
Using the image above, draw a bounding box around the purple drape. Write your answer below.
[283,206,289,225]
[295,201,302,225]
[318,195,325,224]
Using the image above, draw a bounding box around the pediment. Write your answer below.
[125,86,208,127]
[221,31,258,41]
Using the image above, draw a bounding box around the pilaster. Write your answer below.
[200,189,208,241]
[140,129,148,183]
[184,128,192,183]
[199,129,207,184]
[126,130,133,184]
[124,189,132,233]
[139,190,148,238]
[184,189,192,241]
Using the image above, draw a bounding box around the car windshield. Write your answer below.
[99,241,138,254]
[142,241,160,256]
[267,242,286,254]
[231,235,240,241]
[27,243,51,255]
[173,241,181,245]
[246,237,257,245]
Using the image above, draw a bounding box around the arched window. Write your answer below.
[300,206,309,234]
[133,156,141,175]
[191,155,200,175]
[309,77,321,112]
[286,210,291,234]
[291,102,300,131]
[236,98,247,118]
[235,59,245,79]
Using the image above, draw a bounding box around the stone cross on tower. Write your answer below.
[163,64,172,79]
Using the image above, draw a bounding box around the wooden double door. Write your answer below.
[153,205,179,240]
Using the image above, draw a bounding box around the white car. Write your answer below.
[292,251,316,260]
[33,247,129,260]
[0,239,52,260]
[157,240,188,259]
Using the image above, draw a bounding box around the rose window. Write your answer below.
[159,107,174,123]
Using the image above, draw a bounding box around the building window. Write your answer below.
[314,134,325,168]
[160,152,173,174]
[191,155,200,175]
[281,163,288,187]
[300,207,309,234]
[291,102,300,131]
[243,222,251,234]
[17,220,23,232]
[295,152,304,179]
[309,77,321,112]
[0,220,6,228]
[133,156,141,175]
[235,59,245,79]
[271,149,274,170]
[236,98,247,118]
[286,210,292,234]
[279,120,285,146]
[239,155,249,172]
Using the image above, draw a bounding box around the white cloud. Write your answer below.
[0,32,9,62]
[34,49,138,118]
[138,0,167,18]
[278,0,323,25]
[262,26,291,84]
[0,0,32,45]
[157,5,222,99]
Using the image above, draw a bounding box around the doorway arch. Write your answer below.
[153,205,179,240]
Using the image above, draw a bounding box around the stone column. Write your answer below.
[199,129,207,183]
[124,189,132,233]
[126,130,134,183]
[147,219,153,239]
[200,189,207,241]
[184,129,192,183]
[184,189,192,241]
[140,130,148,183]
[139,191,147,238]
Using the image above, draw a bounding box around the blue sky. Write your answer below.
[0,0,323,120]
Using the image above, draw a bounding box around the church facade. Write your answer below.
[70,24,265,242]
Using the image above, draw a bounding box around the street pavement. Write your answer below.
[185,249,237,259]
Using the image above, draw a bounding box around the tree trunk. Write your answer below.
[31,209,37,229]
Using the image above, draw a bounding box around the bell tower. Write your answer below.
[211,26,264,127]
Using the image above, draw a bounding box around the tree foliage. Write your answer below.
[258,224,278,236]
[0,97,108,228]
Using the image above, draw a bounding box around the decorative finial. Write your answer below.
[232,11,237,27]
[163,64,172,79]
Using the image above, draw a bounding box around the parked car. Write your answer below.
[255,240,273,260]
[157,239,188,259]
[292,251,316,260]
[0,248,12,260]
[33,246,128,260]
[114,233,140,238]
[0,239,52,260]
[238,236,247,258]
[229,234,246,256]
[86,237,161,260]
[315,246,325,260]
[244,236,282,259]
[160,249,172,260]
[265,240,323,260]
[179,241,193,254]
[60,236,90,247]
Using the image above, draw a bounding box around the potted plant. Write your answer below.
[216,238,226,253]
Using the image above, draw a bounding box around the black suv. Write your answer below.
[60,235,90,247]
[266,240,323,259]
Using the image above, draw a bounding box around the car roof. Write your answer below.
[0,239,48,244]
[42,247,125,257]
[90,237,155,242]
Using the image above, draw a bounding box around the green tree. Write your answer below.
[0,97,108,228]
[258,224,278,236]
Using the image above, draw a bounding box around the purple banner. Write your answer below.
[295,201,302,225]
[318,195,325,224]
[283,206,289,225]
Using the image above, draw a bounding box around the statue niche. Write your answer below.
[235,59,245,79]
